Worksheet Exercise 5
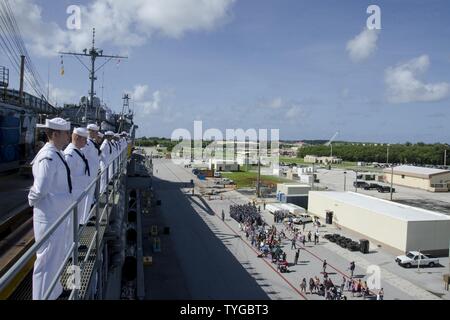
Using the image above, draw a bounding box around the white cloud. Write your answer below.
[258,97,285,109]
[256,97,307,123]
[285,104,304,119]
[126,84,163,114]
[341,88,350,99]
[269,97,283,109]
[346,28,379,62]
[14,0,236,57]
[48,84,78,106]
[130,84,149,101]
[141,90,162,114]
[385,55,450,103]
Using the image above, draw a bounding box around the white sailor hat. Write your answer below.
[121,131,128,136]
[73,127,88,138]
[114,133,120,138]
[36,117,71,131]
[105,131,115,136]
[98,132,104,138]
[87,123,99,131]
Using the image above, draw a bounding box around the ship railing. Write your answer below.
[0,145,129,300]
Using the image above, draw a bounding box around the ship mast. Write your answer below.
[118,93,130,133]
[59,28,127,126]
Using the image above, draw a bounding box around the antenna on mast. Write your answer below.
[59,27,128,126]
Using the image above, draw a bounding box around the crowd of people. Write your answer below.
[231,202,385,301]
[273,210,289,223]
[229,203,263,226]
[28,117,130,300]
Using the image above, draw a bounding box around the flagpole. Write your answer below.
[47,62,50,102]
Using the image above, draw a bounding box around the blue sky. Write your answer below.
[2,0,450,143]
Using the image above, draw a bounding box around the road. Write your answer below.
[146,158,445,300]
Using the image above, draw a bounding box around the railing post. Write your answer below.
[95,177,100,267]
[108,159,117,218]
[72,206,79,300]
[106,166,109,222]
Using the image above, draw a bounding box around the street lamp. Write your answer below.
[390,165,394,201]
[344,171,347,192]
[387,144,390,165]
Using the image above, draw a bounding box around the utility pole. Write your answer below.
[256,139,261,198]
[59,28,127,125]
[444,148,447,167]
[390,166,394,201]
[387,144,390,165]
[344,171,347,192]
[19,55,25,105]
[312,163,315,191]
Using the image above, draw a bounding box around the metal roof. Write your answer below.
[310,191,450,222]
[383,165,450,179]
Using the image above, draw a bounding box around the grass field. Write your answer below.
[280,157,371,171]
[221,171,291,188]
[279,157,305,165]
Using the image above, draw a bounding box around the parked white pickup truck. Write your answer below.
[395,251,439,268]
[292,215,313,224]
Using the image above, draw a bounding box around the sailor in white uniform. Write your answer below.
[64,128,90,226]
[120,132,128,153]
[113,133,121,166]
[109,134,119,180]
[100,131,114,193]
[28,118,72,300]
[82,124,101,220]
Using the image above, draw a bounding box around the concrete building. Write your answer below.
[304,155,342,164]
[383,165,450,192]
[277,183,311,196]
[208,159,240,172]
[299,174,314,184]
[308,191,450,255]
[276,183,311,209]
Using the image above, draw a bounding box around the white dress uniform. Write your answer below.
[28,118,73,300]
[82,124,101,219]
[100,136,113,193]
[64,138,91,225]
[109,138,118,180]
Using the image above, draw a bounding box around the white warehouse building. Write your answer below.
[383,165,450,192]
[308,191,450,255]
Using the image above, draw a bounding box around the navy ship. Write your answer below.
[0,48,147,300]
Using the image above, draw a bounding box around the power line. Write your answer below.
[0,0,47,99]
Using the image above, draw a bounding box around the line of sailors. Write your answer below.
[27,117,130,300]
